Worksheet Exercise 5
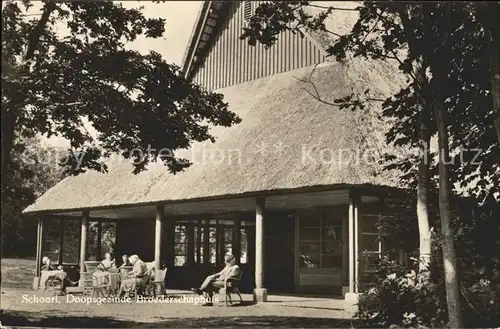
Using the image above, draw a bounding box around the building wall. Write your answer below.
[191,2,327,90]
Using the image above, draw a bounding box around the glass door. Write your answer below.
[296,209,345,293]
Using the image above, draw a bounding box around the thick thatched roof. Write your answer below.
[24,58,405,215]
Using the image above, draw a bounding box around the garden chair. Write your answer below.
[44,276,64,296]
[220,270,243,306]
[81,272,94,297]
[93,273,111,297]
[129,267,154,297]
[148,268,167,297]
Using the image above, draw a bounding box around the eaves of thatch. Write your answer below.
[24,58,407,215]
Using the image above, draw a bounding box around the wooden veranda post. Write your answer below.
[35,217,44,277]
[79,211,89,287]
[154,204,164,280]
[254,196,267,302]
[33,216,44,289]
[347,191,360,300]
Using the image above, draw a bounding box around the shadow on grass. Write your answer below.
[1,310,357,328]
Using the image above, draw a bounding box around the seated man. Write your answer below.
[118,254,149,297]
[191,254,241,306]
[41,256,77,293]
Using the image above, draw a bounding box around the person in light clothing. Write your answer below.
[191,254,241,305]
[100,252,116,270]
[118,254,149,297]
[41,256,77,293]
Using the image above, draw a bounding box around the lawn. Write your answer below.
[1,258,36,289]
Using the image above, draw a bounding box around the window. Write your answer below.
[86,221,99,260]
[194,224,203,263]
[174,224,188,266]
[244,1,252,21]
[299,212,343,269]
[62,220,80,264]
[43,218,61,263]
[240,226,249,264]
[100,221,116,259]
[222,225,233,255]
[42,218,116,265]
[176,218,255,266]
[360,215,382,272]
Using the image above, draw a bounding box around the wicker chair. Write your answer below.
[148,268,167,297]
[136,267,155,296]
[92,273,111,297]
[81,272,94,297]
[221,271,243,306]
[44,276,64,296]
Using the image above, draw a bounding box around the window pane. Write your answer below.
[209,226,217,243]
[101,221,116,259]
[86,221,99,261]
[194,225,202,263]
[299,242,320,268]
[361,216,379,233]
[322,240,342,254]
[43,218,61,263]
[323,214,343,226]
[322,254,342,268]
[62,220,80,264]
[175,225,187,243]
[299,213,321,227]
[361,234,380,252]
[224,243,232,255]
[360,253,381,271]
[223,226,233,243]
[299,227,320,241]
[322,225,342,241]
[174,256,186,266]
[209,243,217,264]
[199,225,206,262]
[174,243,186,255]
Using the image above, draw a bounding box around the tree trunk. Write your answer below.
[416,125,432,283]
[395,5,434,283]
[413,62,433,284]
[435,90,464,328]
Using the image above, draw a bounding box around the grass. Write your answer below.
[1,258,36,289]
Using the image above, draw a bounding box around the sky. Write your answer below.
[39,1,202,148]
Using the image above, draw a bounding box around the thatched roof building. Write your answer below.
[26,1,410,300]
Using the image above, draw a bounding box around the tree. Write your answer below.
[240,0,436,285]
[1,1,241,179]
[241,1,499,326]
[1,136,64,257]
[474,2,500,145]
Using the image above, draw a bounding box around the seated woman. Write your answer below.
[118,255,149,297]
[41,256,59,271]
[118,254,130,269]
[101,252,116,270]
[41,256,77,292]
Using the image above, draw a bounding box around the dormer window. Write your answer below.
[244,1,252,21]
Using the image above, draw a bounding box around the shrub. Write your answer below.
[356,256,448,328]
